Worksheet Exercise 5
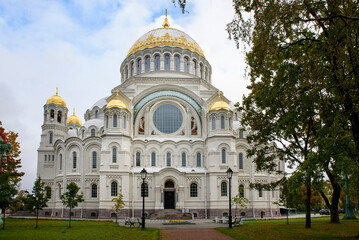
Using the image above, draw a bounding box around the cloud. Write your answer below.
[0,0,248,191]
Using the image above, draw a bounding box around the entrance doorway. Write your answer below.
[164,180,175,209]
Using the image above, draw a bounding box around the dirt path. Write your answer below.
[160,229,235,240]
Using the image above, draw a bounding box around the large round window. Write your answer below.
[153,104,183,134]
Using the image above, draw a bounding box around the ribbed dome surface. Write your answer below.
[127,28,205,58]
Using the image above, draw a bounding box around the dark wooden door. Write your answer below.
[164,191,175,209]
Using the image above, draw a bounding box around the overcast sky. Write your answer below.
[0,0,249,191]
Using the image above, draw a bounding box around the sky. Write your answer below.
[0,0,249,191]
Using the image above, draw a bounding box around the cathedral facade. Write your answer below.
[37,16,283,219]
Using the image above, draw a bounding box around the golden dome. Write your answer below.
[46,87,67,107]
[208,91,231,112]
[127,12,205,59]
[67,108,82,125]
[106,90,129,110]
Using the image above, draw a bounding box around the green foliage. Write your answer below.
[26,177,49,228]
[111,190,125,223]
[61,182,84,228]
[0,122,24,229]
[232,185,250,216]
[227,0,359,225]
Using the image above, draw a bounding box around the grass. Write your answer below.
[217,214,359,240]
[0,218,160,240]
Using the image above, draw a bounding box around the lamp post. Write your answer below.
[226,168,233,228]
[140,168,147,230]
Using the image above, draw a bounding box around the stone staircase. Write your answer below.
[149,209,192,219]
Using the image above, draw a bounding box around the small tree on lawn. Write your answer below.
[61,182,83,228]
[112,190,125,223]
[232,185,249,217]
[26,177,49,228]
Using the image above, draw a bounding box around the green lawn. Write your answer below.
[217,215,359,240]
[0,218,159,240]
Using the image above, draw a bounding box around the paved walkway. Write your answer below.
[161,229,235,240]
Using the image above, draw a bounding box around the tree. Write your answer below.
[26,177,49,228]
[0,121,24,230]
[9,190,28,212]
[232,185,249,217]
[111,190,125,223]
[227,0,359,227]
[61,182,84,228]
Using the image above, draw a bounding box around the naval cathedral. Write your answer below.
[37,15,284,219]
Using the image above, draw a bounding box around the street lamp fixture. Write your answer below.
[226,168,233,228]
[140,168,147,230]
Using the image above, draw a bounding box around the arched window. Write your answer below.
[151,152,156,166]
[123,116,126,129]
[145,56,150,72]
[58,184,61,198]
[221,182,228,196]
[49,132,53,144]
[88,113,91,120]
[182,152,186,167]
[166,152,171,166]
[239,153,243,169]
[272,189,275,198]
[59,153,62,170]
[111,181,118,196]
[205,68,208,80]
[155,55,160,70]
[192,60,197,74]
[136,152,141,166]
[239,184,245,197]
[106,116,108,128]
[259,188,263,197]
[91,129,95,136]
[92,184,97,198]
[57,111,62,123]
[221,148,226,164]
[212,117,216,130]
[112,147,117,163]
[174,55,180,71]
[239,130,243,138]
[73,152,77,169]
[221,116,225,129]
[82,129,85,139]
[184,57,189,73]
[92,151,97,168]
[164,54,170,70]
[130,62,134,76]
[113,114,117,127]
[200,64,203,78]
[45,186,51,199]
[50,109,55,121]
[125,68,128,79]
[196,152,201,167]
[95,110,99,118]
[190,183,198,197]
[141,183,148,197]
[278,161,281,171]
[137,58,142,74]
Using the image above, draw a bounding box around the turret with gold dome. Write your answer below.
[67,108,82,128]
[208,91,231,112]
[46,87,67,107]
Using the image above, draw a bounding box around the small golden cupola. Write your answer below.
[208,91,231,112]
[162,9,170,28]
[46,87,67,107]
[67,108,82,127]
[106,90,129,110]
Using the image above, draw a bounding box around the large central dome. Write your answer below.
[127,18,205,59]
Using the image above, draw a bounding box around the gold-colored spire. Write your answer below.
[56,87,59,96]
[73,108,76,115]
[163,9,170,28]
[217,91,221,101]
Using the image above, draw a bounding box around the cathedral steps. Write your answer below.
[149,209,192,219]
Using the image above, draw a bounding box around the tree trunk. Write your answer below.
[36,208,39,228]
[2,209,5,230]
[305,175,312,229]
[325,168,341,223]
[69,207,71,228]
